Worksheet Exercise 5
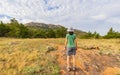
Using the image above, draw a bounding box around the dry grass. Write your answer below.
[77,39,120,55]
[0,38,120,75]
[0,38,60,75]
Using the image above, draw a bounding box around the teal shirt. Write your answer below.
[66,34,76,48]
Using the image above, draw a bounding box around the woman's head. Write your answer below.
[67,27,74,35]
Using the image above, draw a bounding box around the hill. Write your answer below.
[25,22,65,29]
[25,22,87,37]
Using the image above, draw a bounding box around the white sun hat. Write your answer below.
[67,27,74,32]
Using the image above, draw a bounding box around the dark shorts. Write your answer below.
[66,47,76,56]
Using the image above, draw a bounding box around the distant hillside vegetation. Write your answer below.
[0,18,88,38]
[74,29,87,38]
[1,18,120,39]
[25,22,87,38]
[25,22,64,29]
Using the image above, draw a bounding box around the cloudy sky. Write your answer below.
[0,0,120,35]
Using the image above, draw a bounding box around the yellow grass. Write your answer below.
[0,38,120,75]
[77,39,120,55]
[0,38,60,75]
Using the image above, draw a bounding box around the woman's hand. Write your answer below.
[76,47,77,50]
[65,46,67,50]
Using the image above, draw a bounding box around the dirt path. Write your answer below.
[53,45,120,75]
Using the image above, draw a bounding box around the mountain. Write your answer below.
[25,22,64,29]
[25,22,87,37]
[74,29,87,37]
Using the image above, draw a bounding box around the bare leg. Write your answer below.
[73,55,76,68]
[67,56,70,68]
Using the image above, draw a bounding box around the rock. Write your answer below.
[84,62,90,72]
[8,41,21,45]
[46,46,58,53]
[116,56,120,62]
[90,46,100,50]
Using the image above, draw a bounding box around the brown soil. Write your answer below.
[53,45,120,75]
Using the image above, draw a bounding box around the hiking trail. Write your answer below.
[52,45,120,75]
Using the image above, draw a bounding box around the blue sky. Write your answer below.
[0,0,120,35]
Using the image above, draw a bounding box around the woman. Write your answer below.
[65,27,77,71]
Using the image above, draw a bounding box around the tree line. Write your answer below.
[0,19,67,38]
[0,18,120,39]
[82,28,120,39]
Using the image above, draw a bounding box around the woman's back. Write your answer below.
[66,33,76,48]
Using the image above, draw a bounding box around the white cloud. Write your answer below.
[0,17,10,23]
[91,14,107,20]
[106,17,120,24]
[0,0,120,35]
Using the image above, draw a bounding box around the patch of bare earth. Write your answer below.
[52,45,120,75]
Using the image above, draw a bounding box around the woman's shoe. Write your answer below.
[67,67,71,72]
[72,67,76,71]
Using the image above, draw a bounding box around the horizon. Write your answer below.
[1,19,117,36]
[0,0,120,35]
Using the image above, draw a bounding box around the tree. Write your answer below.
[33,29,46,38]
[94,33,100,39]
[10,18,19,25]
[7,18,30,38]
[82,31,93,39]
[54,27,67,38]
[46,29,56,38]
[0,21,10,37]
[103,27,120,39]
[108,27,114,34]
[18,23,29,38]
[93,31,100,39]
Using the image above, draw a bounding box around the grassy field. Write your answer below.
[0,38,120,75]
[78,39,120,55]
[0,38,61,75]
